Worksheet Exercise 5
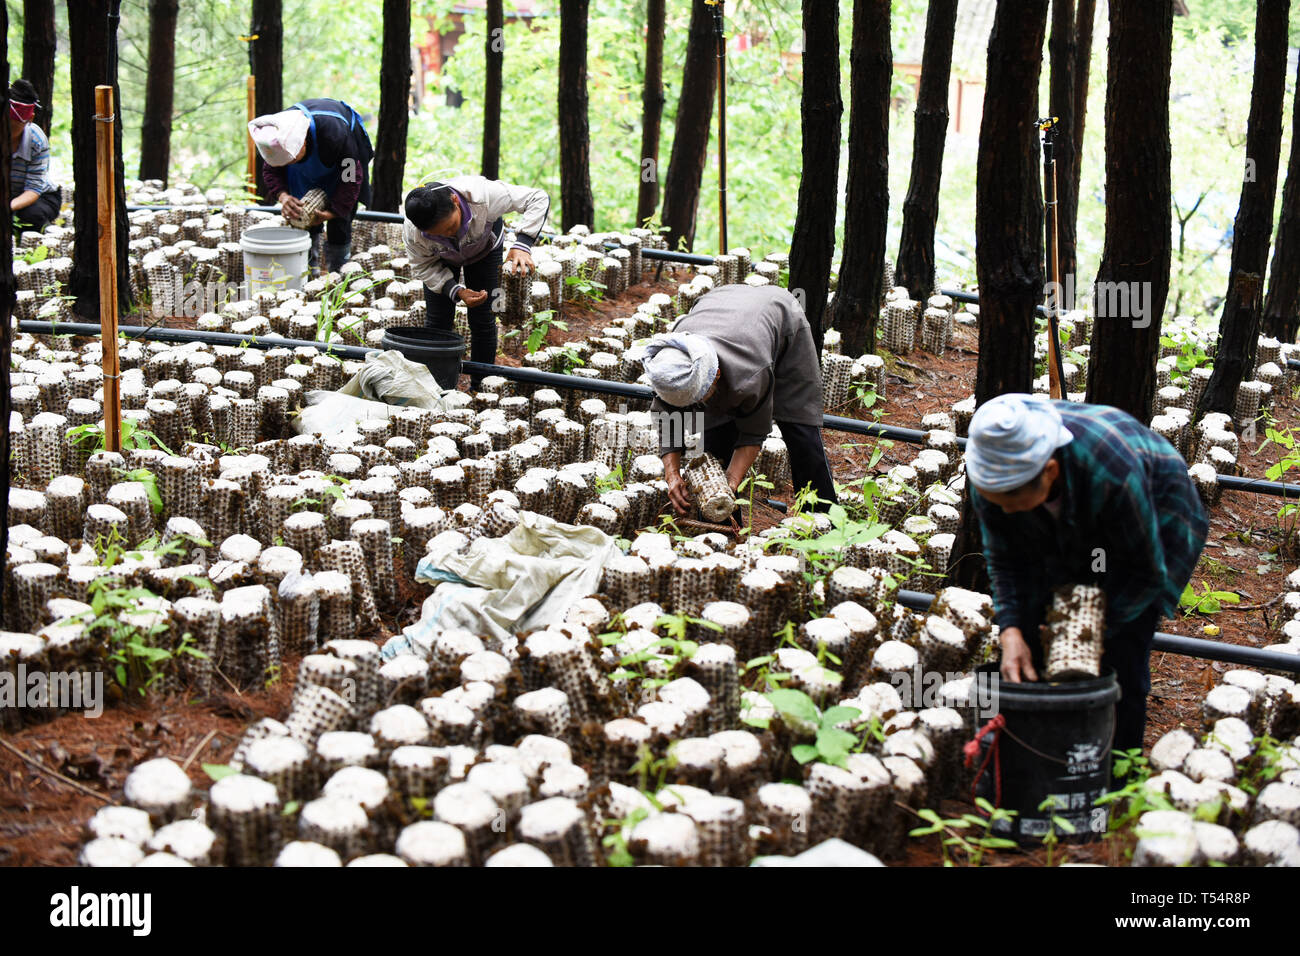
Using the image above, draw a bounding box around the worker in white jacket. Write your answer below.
[403,176,550,383]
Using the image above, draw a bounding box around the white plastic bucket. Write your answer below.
[240,225,312,296]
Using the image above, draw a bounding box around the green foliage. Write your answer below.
[1159,334,1211,384]
[1178,580,1241,616]
[563,271,606,306]
[74,577,210,697]
[67,418,174,455]
[1036,795,1077,866]
[503,308,569,355]
[744,686,877,772]
[907,799,1020,867]
[593,465,624,495]
[16,244,50,265]
[202,763,239,782]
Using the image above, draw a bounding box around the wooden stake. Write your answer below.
[95,84,121,454]
[246,75,257,190]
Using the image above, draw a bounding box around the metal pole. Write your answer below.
[94,85,121,454]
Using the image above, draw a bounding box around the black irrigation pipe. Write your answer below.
[20,320,1300,501]
[896,588,1300,674]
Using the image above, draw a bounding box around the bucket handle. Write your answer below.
[964,712,1119,809]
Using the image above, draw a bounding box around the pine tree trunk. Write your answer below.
[1197,0,1290,418]
[1049,0,1078,297]
[954,0,1049,592]
[250,0,283,202]
[660,0,717,251]
[787,0,842,357]
[558,0,595,230]
[1084,0,1173,421]
[372,0,412,211]
[636,0,666,229]
[67,0,133,320]
[1262,51,1300,343]
[21,0,56,135]
[482,0,503,180]
[1069,0,1096,254]
[895,0,957,300]
[2,7,14,586]
[829,0,891,358]
[138,0,179,184]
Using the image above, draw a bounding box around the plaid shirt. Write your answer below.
[970,400,1209,632]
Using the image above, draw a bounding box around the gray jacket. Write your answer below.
[652,284,824,456]
[402,174,550,302]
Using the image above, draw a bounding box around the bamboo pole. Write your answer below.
[246,75,257,190]
[1040,116,1065,401]
[95,84,121,453]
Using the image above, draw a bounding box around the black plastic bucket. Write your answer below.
[380,326,465,389]
[970,663,1120,845]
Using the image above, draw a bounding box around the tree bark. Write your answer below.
[1084,0,1174,421]
[636,0,666,228]
[2,6,14,588]
[1198,0,1290,418]
[659,0,718,251]
[895,0,958,301]
[67,0,133,320]
[829,0,891,357]
[955,0,1049,592]
[787,0,842,356]
[250,0,283,202]
[1068,0,1096,262]
[138,0,179,184]
[1049,0,1078,299]
[482,0,503,180]
[1262,50,1300,342]
[558,0,595,229]
[21,0,56,135]
[372,0,412,211]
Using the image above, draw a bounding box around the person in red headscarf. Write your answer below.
[7,79,61,235]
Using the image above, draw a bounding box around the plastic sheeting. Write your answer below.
[296,350,451,437]
[384,512,618,657]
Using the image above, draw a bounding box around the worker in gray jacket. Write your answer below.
[637,284,837,514]
[403,176,550,382]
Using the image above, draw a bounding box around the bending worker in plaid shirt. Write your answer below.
[964,394,1209,755]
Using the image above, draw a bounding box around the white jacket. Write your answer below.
[403,175,550,301]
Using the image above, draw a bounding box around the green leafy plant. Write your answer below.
[1178,580,1241,616]
[16,243,50,265]
[502,308,570,355]
[1037,795,1077,866]
[118,467,165,516]
[907,798,1020,867]
[1159,333,1211,384]
[318,270,382,346]
[743,686,869,771]
[735,471,774,535]
[72,578,210,696]
[594,465,625,495]
[564,268,606,305]
[67,418,174,455]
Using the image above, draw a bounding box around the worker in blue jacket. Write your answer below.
[250,98,374,272]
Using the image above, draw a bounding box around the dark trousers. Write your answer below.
[1024,605,1160,756]
[308,215,354,271]
[15,188,61,234]
[703,419,838,511]
[423,241,504,381]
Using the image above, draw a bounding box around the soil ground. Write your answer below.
[5,276,1292,867]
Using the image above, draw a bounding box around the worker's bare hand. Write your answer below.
[666,472,692,515]
[459,288,489,308]
[312,208,336,224]
[999,627,1039,683]
[504,248,535,275]
[279,192,304,222]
